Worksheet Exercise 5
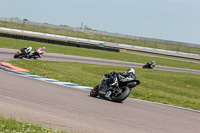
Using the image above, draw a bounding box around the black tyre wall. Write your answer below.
[90,85,99,97]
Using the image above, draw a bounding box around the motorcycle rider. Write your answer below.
[35,47,46,57]
[41,47,46,51]
[104,68,136,99]
[147,61,156,68]
[20,47,32,58]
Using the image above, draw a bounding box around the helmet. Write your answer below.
[126,68,135,74]
[28,47,32,50]
[41,47,46,50]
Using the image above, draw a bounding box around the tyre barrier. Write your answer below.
[0,32,119,52]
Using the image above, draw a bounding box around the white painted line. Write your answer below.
[0,66,93,91]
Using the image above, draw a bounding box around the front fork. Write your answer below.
[99,76,107,89]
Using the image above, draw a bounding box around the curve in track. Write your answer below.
[0,48,200,74]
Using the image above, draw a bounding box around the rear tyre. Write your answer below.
[111,86,130,102]
[90,85,99,97]
[28,54,32,59]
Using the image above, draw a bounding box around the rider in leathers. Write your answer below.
[35,47,46,57]
[104,68,136,99]
[147,61,156,68]
[21,47,32,58]
[105,68,136,85]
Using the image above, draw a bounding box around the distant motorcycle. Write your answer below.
[90,73,140,102]
[143,61,156,69]
[29,47,46,59]
[30,49,44,59]
[14,49,30,59]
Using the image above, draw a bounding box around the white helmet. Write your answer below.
[126,68,135,74]
[28,47,32,50]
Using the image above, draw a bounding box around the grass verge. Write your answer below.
[1,37,200,70]
[0,116,67,133]
[7,60,200,111]
[1,21,200,54]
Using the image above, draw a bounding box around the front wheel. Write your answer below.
[19,55,23,59]
[111,86,130,102]
[143,65,147,68]
[90,85,99,97]
[14,53,19,58]
[33,55,38,59]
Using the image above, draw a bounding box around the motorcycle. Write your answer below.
[29,49,44,59]
[143,61,156,69]
[14,49,30,59]
[90,74,140,102]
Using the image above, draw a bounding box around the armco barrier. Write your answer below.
[0,27,200,59]
[104,41,200,57]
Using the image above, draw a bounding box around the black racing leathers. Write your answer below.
[21,47,31,57]
[105,71,136,86]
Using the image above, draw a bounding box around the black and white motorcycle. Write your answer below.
[143,61,156,69]
[90,73,140,102]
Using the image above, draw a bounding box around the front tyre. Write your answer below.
[90,85,99,97]
[19,55,23,59]
[143,65,147,68]
[111,86,130,102]
[33,55,38,59]
[14,53,19,58]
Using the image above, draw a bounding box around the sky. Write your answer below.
[0,0,200,44]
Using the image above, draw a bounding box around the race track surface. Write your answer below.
[0,48,200,74]
[1,70,200,133]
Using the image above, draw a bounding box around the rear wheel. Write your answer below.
[111,86,130,102]
[90,85,99,97]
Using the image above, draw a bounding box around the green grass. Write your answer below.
[0,117,67,133]
[7,60,200,111]
[1,21,200,54]
[0,37,200,71]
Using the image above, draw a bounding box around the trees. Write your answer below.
[23,19,28,24]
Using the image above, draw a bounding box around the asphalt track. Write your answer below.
[1,48,200,133]
[0,48,200,74]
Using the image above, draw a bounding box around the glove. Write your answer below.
[111,71,116,75]
[105,72,115,77]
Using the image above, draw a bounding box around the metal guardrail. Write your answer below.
[0,27,200,58]
[1,17,200,48]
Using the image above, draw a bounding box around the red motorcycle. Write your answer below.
[30,47,46,59]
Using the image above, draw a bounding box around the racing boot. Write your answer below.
[105,91,112,100]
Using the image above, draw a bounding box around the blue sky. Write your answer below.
[0,0,200,44]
